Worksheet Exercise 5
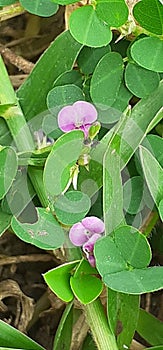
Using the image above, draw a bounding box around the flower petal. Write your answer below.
[58,105,76,132]
[83,233,102,253]
[88,255,96,267]
[82,216,105,234]
[73,101,97,125]
[69,222,88,246]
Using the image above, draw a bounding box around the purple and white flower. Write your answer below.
[69,216,104,267]
[58,101,97,138]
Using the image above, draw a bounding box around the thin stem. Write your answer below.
[28,167,49,207]
[3,106,35,152]
[139,210,159,237]
[84,298,118,350]
[0,3,25,22]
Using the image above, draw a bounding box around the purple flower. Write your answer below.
[58,101,97,138]
[69,216,104,267]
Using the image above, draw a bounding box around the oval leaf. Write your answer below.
[11,208,64,250]
[43,261,79,302]
[103,267,163,294]
[90,52,124,107]
[133,0,163,35]
[47,84,85,115]
[44,130,84,197]
[96,0,129,27]
[77,45,111,75]
[53,70,83,89]
[69,5,112,48]
[125,62,160,98]
[70,259,103,304]
[20,0,58,16]
[55,191,91,225]
[0,146,18,200]
[131,37,163,72]
[94,235,127,276]
[114,226,152,269]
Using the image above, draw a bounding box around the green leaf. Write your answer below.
[82,334,96,350]
[43,261,79,302]
[11,207,64,249]
[17,31,82,121]
[111,81,132,112]
[95,226,151,277]
[159,199,163,221]
[131,37,163,72]
[133,0,163,35]
[96,0,129,27]
[42,114,63,140]
[0,56,16,105]
[20,0,58,16]
[0,0,16,4]
[1,168,35,216]
[53,303,73,350]
[0,117,12,146]
[107,290,140,350]
[139,146,163,207]
[0,208,12,237]
[95,226,159,294]
[125,62,160,98]
[97,106,122,124]
[142,134,163,168]
[77,45,111,75]
[90,52,124,107]
[116,81,163,167]
[54,191,91,225]
[103,133,125,234]
[0,320,45,350]
[70,259,103,304]
[43,130,84,197]
[78,81,163,199]
[114,226,151,269]
[47,84,85,115]
[137,308,163,346]
[53,70,83,89]
[69,5,112,48]
[51,0,78,5]
[94,235,128,276]
[103,267,163,294]
[0,146,18,200]
[123,176,145,214]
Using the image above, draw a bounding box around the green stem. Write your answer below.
[84,298,118,350]
[28,166,49,207]
[3,106,35,152]
[140,210,159,237]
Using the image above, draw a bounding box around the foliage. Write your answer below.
[0,0,163,349]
